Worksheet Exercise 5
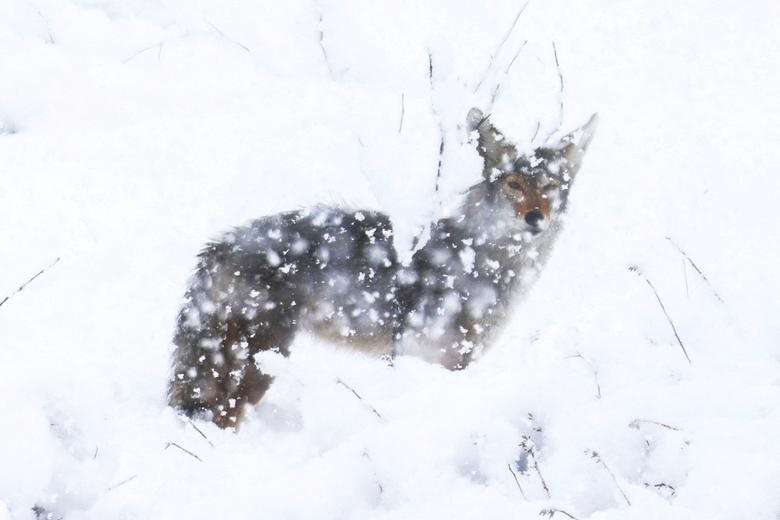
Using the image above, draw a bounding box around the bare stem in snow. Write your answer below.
[185,417,215,447]
[473,0,530,94]
[0,257,60,309]
[165,442,203,462]
[586,450,631,506]
[629,266,692,364]
[520,436,550,498]
[565,352,601,399]
[540,42,565,144]
[317,11,335,78]
[123,43,163,64]
[204,20,251,53]
[666,237,724,302]
[531,121,541,142]
[507,463,528,500]
[505,41,528,75]
[434,136,445,195]
[336,378,383,419]
[629,418,680,431]
[540,508,580,519]
[106,474,138,492]
[398,92,405,133]
[30,5,55,44]
[362,451,384,494]
[426,51,445,202]
[489,40,529,108]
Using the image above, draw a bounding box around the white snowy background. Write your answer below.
[1,0,778,518]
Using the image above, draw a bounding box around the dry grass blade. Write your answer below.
[565,352,601,399]
[336,378,383,419]
[507,463,528,500]
[666,237,724,302]
[540,508,580,519]
[165,442,203,462]
[0,257,61,309]
[629,418,680,431]
[629,266,692,364]
[586,450,631,506]
[473,0,531,93]
[107,474,138,492]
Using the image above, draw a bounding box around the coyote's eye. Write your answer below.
[506,180,523,192]
[502,177,526,201]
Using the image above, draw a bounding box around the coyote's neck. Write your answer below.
[397,182,566,368]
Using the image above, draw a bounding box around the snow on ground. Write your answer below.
[1,0,778,518]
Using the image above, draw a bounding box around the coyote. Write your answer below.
[169,108,597,428]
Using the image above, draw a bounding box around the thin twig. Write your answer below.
[164,442,203,462]
[552,42,564,98]
[541,42,565,144]
[362,451,384,494]
[565,352,601,399]
[629,266,692,364]
[646,278,692,363]
[682,259,689,298]
[0,257,60,309]
[122,43,163,64]
[507,463,528,500]
[427,51,445,201]
[586,450,630,506]
[505,41,528,75]
[204,20,250,52]
[540,508,580,519]
[666,237,723,302]
[473,0,530,94]
[629,419,680,431]
[398,93,405,134]
[520,436,550,498]
[186,417,215,447]
[28,3,55,44]
[530,121,541,142]
[489,40,528,109]
[106,474,138,492]
[434,137,445,194]
[317,11,334,78]
[336,379,382,419]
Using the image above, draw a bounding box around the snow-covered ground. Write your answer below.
[1,1,778,518]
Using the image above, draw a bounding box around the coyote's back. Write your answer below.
[169,108,597,428]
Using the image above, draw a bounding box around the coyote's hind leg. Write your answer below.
[168,243,299,428]
[169,309,297,428]
[211,314,296,428]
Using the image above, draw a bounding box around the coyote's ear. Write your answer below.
[537,113,598,180]
[467,107,518,179]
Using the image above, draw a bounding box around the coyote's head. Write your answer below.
[467,108,597,236]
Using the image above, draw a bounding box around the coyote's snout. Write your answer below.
[169,108,597,428]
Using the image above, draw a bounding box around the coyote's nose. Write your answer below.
[524,209,545,229]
